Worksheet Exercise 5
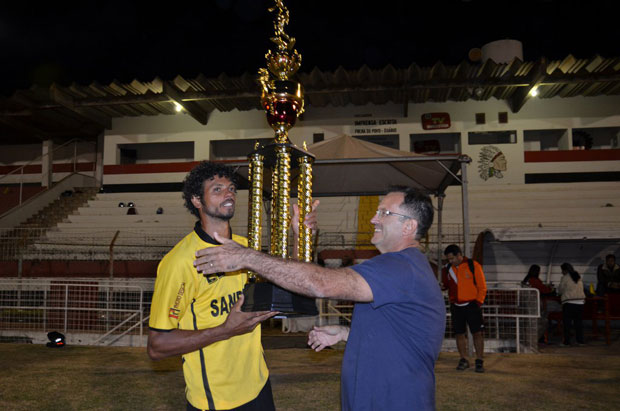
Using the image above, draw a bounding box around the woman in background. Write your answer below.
[558,263,586,346]
[522,264,554,296]
[522,264,556,342]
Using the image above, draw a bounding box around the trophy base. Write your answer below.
[242,282,318,318]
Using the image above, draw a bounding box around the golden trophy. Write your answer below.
[242,0,317,316]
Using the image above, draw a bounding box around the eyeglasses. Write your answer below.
[375,209,413,219]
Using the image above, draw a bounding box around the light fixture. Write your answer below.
[174,102,184,112]
[530,87,539,97]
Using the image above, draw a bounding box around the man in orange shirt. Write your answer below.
[443,244,487,373]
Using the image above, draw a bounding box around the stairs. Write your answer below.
[20,187,99,228]
[0,187,99,258]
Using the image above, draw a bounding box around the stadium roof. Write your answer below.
[1,54,619,145]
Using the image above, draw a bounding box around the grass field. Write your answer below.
[1,330,619,410]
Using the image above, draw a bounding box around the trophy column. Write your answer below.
[246,151,264,281]
[297,154,313,262]
[271,145,291,259]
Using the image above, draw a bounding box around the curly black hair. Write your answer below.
[182,161,237,218]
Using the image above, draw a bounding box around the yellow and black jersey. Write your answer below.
[149,222,268,410]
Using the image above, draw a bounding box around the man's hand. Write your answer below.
[291,199,320,236]
[222,294,278,337]
[308,325,349,352]
[194,232,255,274]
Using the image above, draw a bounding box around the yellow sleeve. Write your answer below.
[149,253,195,331]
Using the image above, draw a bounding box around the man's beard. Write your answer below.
[206,209,234,221]
[202,199,234,221]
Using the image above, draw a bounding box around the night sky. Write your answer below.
[1,0,618,96]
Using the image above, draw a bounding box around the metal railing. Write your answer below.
[317,287,541,353]
[1,279,541,352]
[0,139,96,210]
[0,228,182,261]
[0,279,148,346]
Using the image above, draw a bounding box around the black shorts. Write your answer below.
[187,379,275,411]
[450,302,484,334]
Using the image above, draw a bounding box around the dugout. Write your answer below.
[478,226,620,287]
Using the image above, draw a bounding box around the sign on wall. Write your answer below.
[353,119,397,135]
[421,113,451,130]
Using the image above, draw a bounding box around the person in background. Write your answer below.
[443,244,487,373]
[521,264,554,296]
[596,254,620,296]
[521,264,556,343]
[558,262,586,346]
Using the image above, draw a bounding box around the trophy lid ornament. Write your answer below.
[259,0,304,144]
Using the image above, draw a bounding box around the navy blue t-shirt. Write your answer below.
[343,247,446,411]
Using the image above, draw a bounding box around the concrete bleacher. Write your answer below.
[20,181,620,268]
[25,191,362,260]
[26,191,235,260]
[437,181,620,226]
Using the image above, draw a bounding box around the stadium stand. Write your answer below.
[20,191,361,261]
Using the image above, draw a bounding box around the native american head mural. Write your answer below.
[478,145,507,181]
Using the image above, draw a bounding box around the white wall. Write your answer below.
[103,94,620,187]
[0,141,95,166]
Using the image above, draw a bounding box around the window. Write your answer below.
[210,138,273,160]
[524,129,569,151]
[410,133,460,154]
[468,131,516,145]
[571,127,620,150]
[118,142,194,164]
[353,134,399,149]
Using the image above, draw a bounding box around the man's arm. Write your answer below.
[194,233,373,302]
[147,295,277,360]
[474,262,487,305]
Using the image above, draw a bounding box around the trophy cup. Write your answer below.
[241,0,318,316]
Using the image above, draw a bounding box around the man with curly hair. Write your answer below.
[147,161,316,410]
